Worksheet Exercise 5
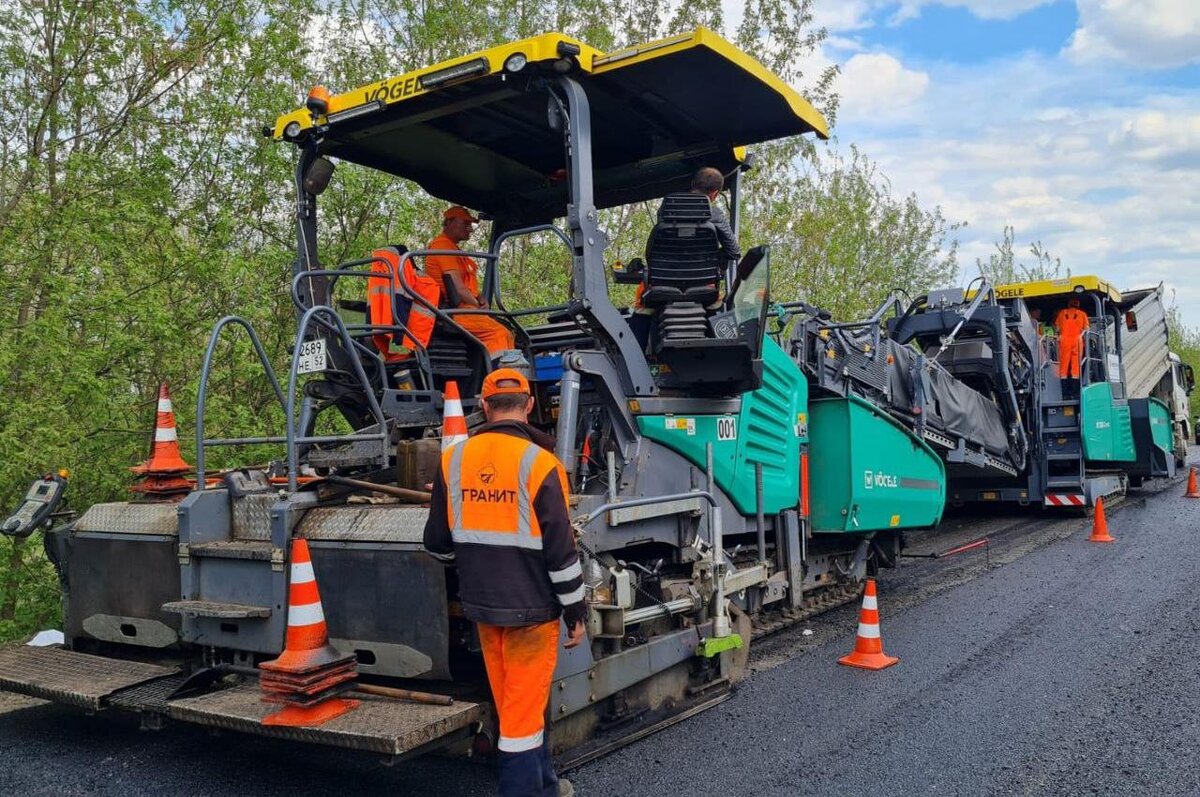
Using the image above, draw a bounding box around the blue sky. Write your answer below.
[754,0,1200,327]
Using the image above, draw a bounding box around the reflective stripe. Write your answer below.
[288,601,325,627]
[290,561,315,584]
[443,398,463,417]
[498,729,544,753]
[412,304,436,319]
[452,528,543,550]
[157,399,172,412]
[426,549,456,562]
[516,444,540,541]
[154,427,178,443]
[857,623,880,639]
[549,560,582,584]
[447,444,465,528]
[862,594,877,611]
[556,584,585,605]
[368,285,391,297]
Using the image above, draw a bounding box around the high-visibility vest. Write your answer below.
[368,247,441,361]
[442,432,567,551]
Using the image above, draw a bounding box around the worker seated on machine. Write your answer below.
[425,205,516,357]
[625,167,740,348]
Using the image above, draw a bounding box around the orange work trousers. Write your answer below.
[478,620,559,754]
[457,313,515,355]
[1058,334,1081,379]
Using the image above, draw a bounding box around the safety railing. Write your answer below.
[194,307,390,493]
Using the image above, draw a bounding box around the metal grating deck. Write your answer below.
[0,645,179,710]
[167,681,485,756]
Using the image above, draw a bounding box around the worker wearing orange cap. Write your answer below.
[425,206,516,355]
[423,368,586,797]
[1054,297,1089,390]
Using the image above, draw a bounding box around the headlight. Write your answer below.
[284,121,302,139]
[504,52,527,73]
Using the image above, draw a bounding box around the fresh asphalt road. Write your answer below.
[2,467,1198,796]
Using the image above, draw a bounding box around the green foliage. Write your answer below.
[1167,305,1200,418]
[0,0,959,641]
[977,225,1067,284]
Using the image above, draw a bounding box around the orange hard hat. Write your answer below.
[443,205,480,223]
[481,368,530,400]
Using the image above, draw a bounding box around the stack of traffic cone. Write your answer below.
[259,539,359,727]
[1089,496,1114,543]
[441,380,469,452]
[130,383,193,497]
[838,579,899,670]
[1185,467,1199,499]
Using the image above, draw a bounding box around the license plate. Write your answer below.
[296,339,327,374]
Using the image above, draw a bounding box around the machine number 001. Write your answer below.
[717,417,738,441]
[296,339,327,374]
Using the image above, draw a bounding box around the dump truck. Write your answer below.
[1118,284,1194,468]
[0,28,955,765]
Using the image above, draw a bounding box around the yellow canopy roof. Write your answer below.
[271,29,829,221]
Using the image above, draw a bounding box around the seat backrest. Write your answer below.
[368,246,441,358]
[645,193,722,292]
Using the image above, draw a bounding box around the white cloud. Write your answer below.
[832,51,1200,328]
[1066,0,1200,68]
[838,53,931,119]
[890,0,1056,23]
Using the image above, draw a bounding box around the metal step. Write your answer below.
[1046,477,1083,488]
[188,540,277,561]
[1045,453,1081,461]
[161,600,271,619]
[0,644,178,711]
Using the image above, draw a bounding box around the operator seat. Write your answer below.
[637,194,765,395]
[641,193,723,310]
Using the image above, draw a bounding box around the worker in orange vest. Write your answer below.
[425,206,516,356]
[1055,296,1089,391]
[423,368,586,797]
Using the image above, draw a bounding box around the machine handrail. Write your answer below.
[286,305,390,492]
[195,316,289,489]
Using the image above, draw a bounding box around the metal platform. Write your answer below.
[0,645,179,710]
[168,681,485,757]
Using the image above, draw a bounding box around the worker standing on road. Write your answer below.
[1055,297,1089,394]
[423,368,587,797]
[425,206,516,356]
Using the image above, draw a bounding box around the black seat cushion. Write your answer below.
[644,193,723,303]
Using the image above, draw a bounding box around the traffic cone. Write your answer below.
[838,579,899,671]
[130,383,193,496]
[1089,496,1114,543]
[1185,467,1199,499]
[441,380,469,452]
[259,539,358,727]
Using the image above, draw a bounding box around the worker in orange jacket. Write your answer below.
[425,206,516,356]
[424,368,586,797]
[1055,296,1089,388]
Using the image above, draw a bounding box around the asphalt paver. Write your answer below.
[1,472,1197,796]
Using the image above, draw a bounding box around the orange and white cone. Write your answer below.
[260,539,357,727]
[838,579,899,671]
[441,380,469,452]
[130,383,193,496]
[260,539,354,676]
[1185,467,1199,499]
[1089,496,1114,543]
[132,383,190,474]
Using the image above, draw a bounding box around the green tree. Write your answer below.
[977,225,1067,284]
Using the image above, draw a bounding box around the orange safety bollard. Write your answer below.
[1089,496,1115,543]
[838,579,899,671]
